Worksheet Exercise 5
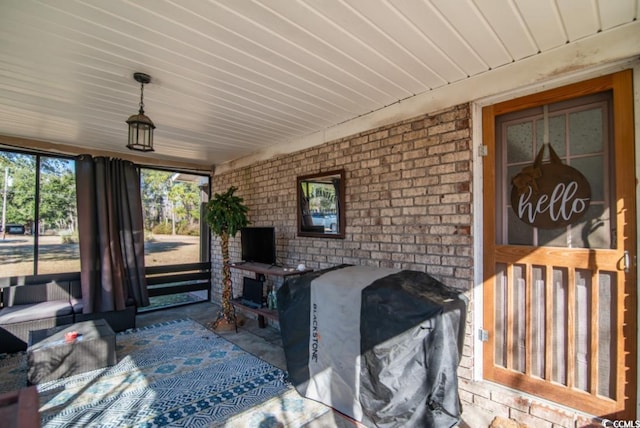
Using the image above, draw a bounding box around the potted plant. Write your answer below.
[205,186,249,330]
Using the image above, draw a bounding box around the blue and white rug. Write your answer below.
[0,319,330,427]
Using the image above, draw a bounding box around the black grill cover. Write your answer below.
[277,265,467,428]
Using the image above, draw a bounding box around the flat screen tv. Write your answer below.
[240,227,276,265]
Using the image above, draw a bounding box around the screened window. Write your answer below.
[140,169,210,267]
[0,150,79,277]
[139,168,211,310]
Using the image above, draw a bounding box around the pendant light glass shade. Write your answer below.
[126,72,155,152]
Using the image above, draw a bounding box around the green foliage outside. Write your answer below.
[176,222,200,236]
[1,152,76,234]
[152,222,173,235]
[151,221,199,236]
[140,169,203,236]
[60,231,79,244]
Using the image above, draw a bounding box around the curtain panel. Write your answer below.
[76,155,149,313]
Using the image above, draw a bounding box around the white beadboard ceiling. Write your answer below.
[0,0,638,169]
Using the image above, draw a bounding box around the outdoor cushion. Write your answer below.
[71,296,136,314]
[70,297,83,314]
[2,282,71,306]
[0,300,73,324]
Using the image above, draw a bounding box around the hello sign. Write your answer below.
[510,145,591,229]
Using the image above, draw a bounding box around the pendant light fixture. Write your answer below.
[126,72,155,152]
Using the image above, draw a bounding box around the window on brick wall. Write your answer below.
[481,71,636,419]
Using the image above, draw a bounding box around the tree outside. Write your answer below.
[140,169,206,267]
[1,153,76,237]
[141,170,202,236]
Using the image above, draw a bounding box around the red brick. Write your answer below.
[529,402,575,427]
[510,408,553,428]
[490,389,532,413]
[458,389,474,404]
[575,415,606,428]
[212,104,475,336]
[473,395,510,418]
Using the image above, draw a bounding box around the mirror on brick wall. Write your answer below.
[297,169,345,239]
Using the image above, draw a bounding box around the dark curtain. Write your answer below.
[76,155,149,313]
[299,182,314,228]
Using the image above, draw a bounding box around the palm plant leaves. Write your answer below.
[205,186,249,238]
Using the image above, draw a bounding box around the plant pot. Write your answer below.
[210,313,245,333]
[212,318,236,332]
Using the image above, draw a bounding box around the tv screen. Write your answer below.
[241,227,276,265]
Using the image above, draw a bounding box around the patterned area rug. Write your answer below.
[0,319,330,427]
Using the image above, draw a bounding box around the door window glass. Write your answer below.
[497,92,613,249]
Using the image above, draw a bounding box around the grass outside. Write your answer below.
[0,234,201,278]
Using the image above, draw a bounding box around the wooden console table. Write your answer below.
[230,261,313,278]
[230,262,312,327]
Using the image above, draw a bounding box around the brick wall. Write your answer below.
[212,103,473,292]
[210,102,603,428]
